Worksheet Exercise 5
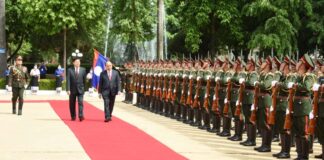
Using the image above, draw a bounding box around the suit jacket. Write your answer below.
[98,69,121,97]
[66,66,87,94]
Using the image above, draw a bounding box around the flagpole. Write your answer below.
[104,10,111,57]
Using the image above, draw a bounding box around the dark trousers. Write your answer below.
[69,93,84,119]
[103,94,116,119]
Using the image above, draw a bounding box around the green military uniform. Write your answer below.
[8,65,30,115]
[272,72,298,158]
[292,72,316,159]
[174,65,183,120]
[180,68,190,122]
[200,68,214,131]
[240,70,259,146]
[316,78,324,159]
[218,70,233,137]
[187,67,198,126]
[254,68,274,152]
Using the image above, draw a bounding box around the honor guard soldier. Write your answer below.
[271,56,297,158]
[8,55,30,115]
[289,54,316,159]
[254,56,275,152]
[239,56,259,146]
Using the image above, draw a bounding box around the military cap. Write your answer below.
[301,53,315,70]
[284,56,290,64]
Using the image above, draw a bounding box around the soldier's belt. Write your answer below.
[259,92,270,96]
[293,96,310,100]
[245,88,254,92]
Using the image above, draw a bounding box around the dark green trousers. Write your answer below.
[317,117,324,145]
[12,87,25,102]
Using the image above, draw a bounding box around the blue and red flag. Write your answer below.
[92,49,108,88]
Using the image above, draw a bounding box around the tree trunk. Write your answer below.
[157,0,164,60]
[0,0,6,78]
[63,27,67,83]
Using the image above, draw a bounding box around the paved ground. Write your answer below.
[0,90,321,160]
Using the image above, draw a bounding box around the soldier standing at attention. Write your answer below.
[254,56,274,152]
[8,55,30,115]
[290,54,316,159]
[272,56,297,158]
[314,59,323,159]
[239,56,258,146]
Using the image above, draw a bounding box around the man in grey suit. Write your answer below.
[66,58,87,121]
[98,61,121,122]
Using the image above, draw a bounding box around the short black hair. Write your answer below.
[72,58,81,62]
[15,55,22,60]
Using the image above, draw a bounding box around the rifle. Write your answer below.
[308,86,320,135]
[193,77,202,108]
[250,84,259,124]
[161,74,168,100]
[166,73,173,101]
[268,84,279,125]
[172,74,179,102]
[234,82,245,118]
[186,76,194,106]
[156,74,162,98]
[140,73,146,94]
[180,76,187,104]
[211,80,220,113]
[203,78,211,112]
[145,73,152,96]
[283,87,295,131]
[136,73,141,93]
[223,80,232,117]
[152,74,157,97]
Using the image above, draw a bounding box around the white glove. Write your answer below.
[182,74,186,78]
[175,74,179,77]
[226,77,231,82]
[288,82,295,89]
[254,81,259,86]
[271,81,278,87]
[239,78,245,84]
[250,104,255,111]
[207,75,211,80]
[286,108,290,115]
[197,76,201,81]
[213,95,216,100]
[215,77,220,82]
[312,83,320,91]
[24,85,28,89]
[270,105,274,112]
[204,94,208,98]
[7,86,12,92]
[158,73,161,77]
[189,75,193,79]
[236,100,239,106]
[309,110,314,119]
[224,98,228,104]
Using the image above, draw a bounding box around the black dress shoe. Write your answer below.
[272,136,280,142]
[243,141,256,146]
[315,154,323,159]
[219,132,231,137]
[71,118,76,121]
[277,152,290,159]
[104,118,112,122]
[272,151,282,157]
[79,117,85,122]
[258,146,271,152]
[254,146,263,151]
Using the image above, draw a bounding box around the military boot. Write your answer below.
[208,113,220,133]
[185,107,194,125]
[301,137,309,160]
[258,129,272,152]
[12,100,17,114]
[169,103,176,119]
[175,103,182,120]
[18,100,23,116]
[192,108,202,127]
[277,133,291,159]
[180,105,187,122]
[254,129,266,151]
[309,135,314,154]
[243,124,257,146]
[295,136,303,159]
[229,120,243,141]
[218,117,231,137]
[199,111,210,130]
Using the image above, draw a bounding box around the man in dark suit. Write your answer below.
[98,61,121,122]
[66,58,87,121]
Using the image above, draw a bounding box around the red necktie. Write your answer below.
[75,68,79,77]
[109,71,112,80]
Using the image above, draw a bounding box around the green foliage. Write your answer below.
[38,79,57,90]
[110,0,156,43]
[0,79,5,89]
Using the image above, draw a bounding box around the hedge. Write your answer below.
[0,78,92,91]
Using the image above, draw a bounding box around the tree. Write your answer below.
[0,0,6,77]
[110,0,156,61]
[19,0,107,71]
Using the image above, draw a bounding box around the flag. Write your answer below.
[92,49,108,88]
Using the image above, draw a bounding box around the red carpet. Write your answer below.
[49,100,187,160]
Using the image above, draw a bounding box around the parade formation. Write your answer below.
[121,54,324,160]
